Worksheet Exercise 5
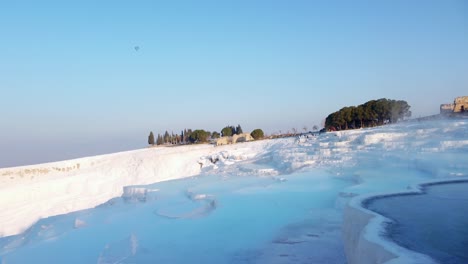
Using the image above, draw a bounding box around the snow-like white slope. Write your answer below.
[1,118,467,263]
[0,142,273,237]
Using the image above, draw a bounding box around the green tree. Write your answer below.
[391,100,411,122]
[157,134,163,145]
[250,129,264,140]
[353,106,364,128]
[211,131,220,139]
[189,130,210,143]
[148,131,155,145]
[325,98,411,130]
[163,131,170,144]
[340,106,354,129]
[185,129,193,142]
[221,126,233,137]
[236,124,243,134]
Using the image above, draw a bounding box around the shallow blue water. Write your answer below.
[0,171,352,263]
[366,181,468,264]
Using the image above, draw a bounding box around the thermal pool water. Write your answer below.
[0,171,352,263]
[366,181,468,264]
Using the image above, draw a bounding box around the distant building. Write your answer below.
[440,96,468,114]
[440,104,454,114]
[453,96,468,113]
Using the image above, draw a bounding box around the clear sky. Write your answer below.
[1,0,467,167]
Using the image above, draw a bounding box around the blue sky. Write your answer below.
[1,0,467,167]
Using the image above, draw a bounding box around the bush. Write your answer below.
[189,130,210,143]
[250,129,264,140]
[221,126,233,137]
[211,131,220,139]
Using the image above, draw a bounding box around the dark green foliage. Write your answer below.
[148,131,155,145]
[157,134,163,145]
[150,125,245,146]
[185,129,193,142]
[250,129,264,140]
[164,131,170,144]
[325,98,411,130]
[189,129,210,143]
[221,126,234,137]
[221,124,243,136]
[212,131,220,139]
[236,124,243,134]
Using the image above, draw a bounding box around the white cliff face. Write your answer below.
[0,144,214,237]
[0,139,277,238]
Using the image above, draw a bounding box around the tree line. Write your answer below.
[325,98,411,130]
[148,124,264,145]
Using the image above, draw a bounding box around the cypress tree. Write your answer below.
[157,134,163,145]
[236,124,243,134]
[148,131,155,145]
[186,129,193,142]
[164,131,170,144]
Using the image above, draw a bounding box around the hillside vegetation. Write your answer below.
[325,98,411,130]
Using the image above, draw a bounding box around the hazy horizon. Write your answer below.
[1,0,467,168]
